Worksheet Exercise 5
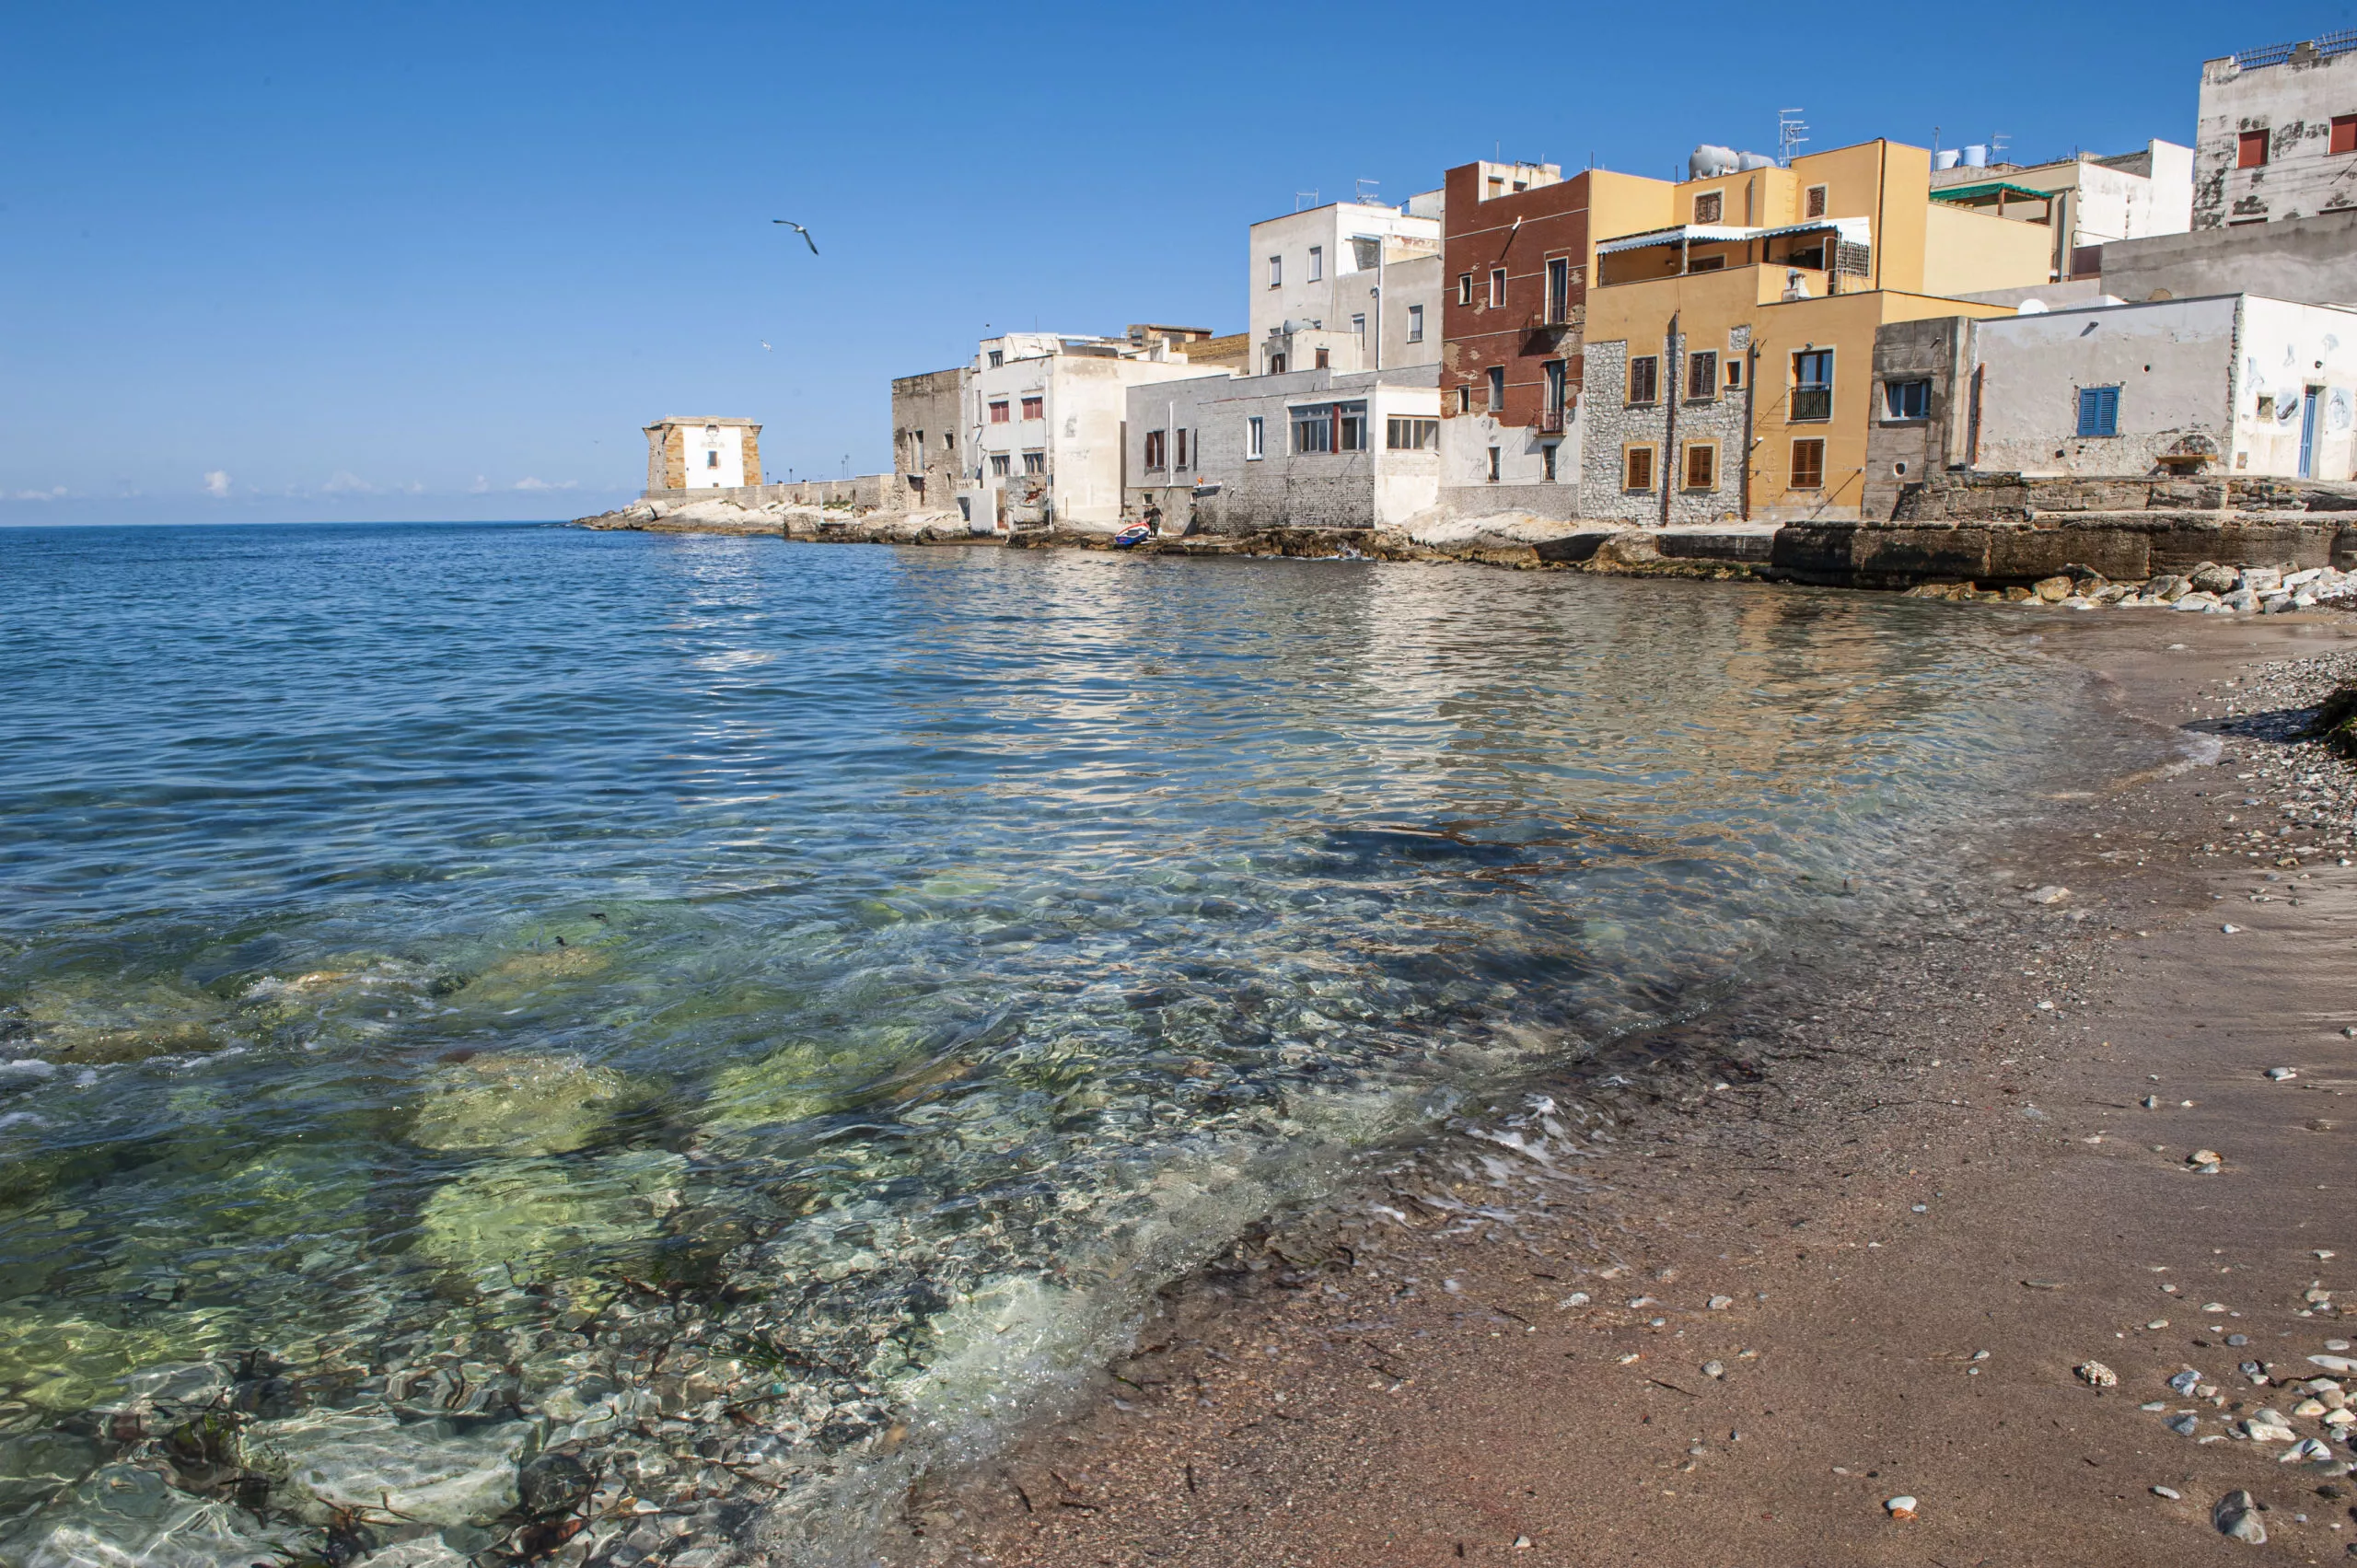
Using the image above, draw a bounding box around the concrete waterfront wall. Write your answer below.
[643,476,915,511]
[1770,514,2357,587]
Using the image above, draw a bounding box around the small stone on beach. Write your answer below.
[2078,1361,2120,1388]
[1884,1494,1918,1520]
[2026,885,2071,905]
[2214,1489,2267,1543]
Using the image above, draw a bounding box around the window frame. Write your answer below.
[1144,429,1167,470]
[1386,416,1440,451]
[1268,255,1283,287]
[1308,245,1324,282]
[989,452,1012,478]
[1881,378,1933,423]
[1486,446,1501,482]
[1489,267,1507,308]
[1021,449,1047,475]
[1457,384,1473,413]
[988,400,1011,424]
[1315,347,1331,370]
[1407,303,1425,343]
[1457,273,1473,306]
[1247,415,1265,460]
[1726,355,1745,391]
[2335,114,2357,156]
[1789,437,1826,490]
[1622,443,1657,493]
[1486,366,1505,412]
[1686,349,1719,403]
[1020,395,1043,421]
[2075,384,2122,437]
[1175,427,1189,468]
[1804,183,1829,219]
[1790,348,1834,423]
[1682,441,1718,492]
[1692,190,1724,226]
[1626,354,1660,407]
[1545,256,1571,322]
[2238,129,2270,168]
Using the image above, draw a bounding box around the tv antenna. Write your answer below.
[1354,177,1380,203]
[1777,109,1809,167]
[1295,189,1319,212]
[1991,132,2011,164]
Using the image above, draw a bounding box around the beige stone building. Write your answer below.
[644,417,762,494]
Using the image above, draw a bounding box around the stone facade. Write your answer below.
[889,367,969,508]
[1579,325,1752,525]
[642,418,760,493]
[1863,317,1975,521]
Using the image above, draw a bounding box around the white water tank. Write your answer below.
[1737,151,1777,170]
[1934,148,1962,170]
[1962,145,1990,168]
[1690,145,1741,179]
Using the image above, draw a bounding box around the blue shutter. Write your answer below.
[2077,386,2120,436]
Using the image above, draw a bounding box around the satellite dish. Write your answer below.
[2017,298,2049,314]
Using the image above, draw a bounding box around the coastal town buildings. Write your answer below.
[1928,140,2193,282]
[958,330,1218,532]
[2194,31,2357,227]
[644,417,761,493]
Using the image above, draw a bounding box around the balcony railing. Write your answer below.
[1791,386,1833,422]
[1538,405,1567,434]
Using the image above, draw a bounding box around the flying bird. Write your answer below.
[761,341,772,351]
[772,220,818,255]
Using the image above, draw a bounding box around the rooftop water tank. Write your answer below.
[1934,148,1962,170]
[1737,151,1777,170]
[1690,145,1741,179]
[1962,145,1990,168]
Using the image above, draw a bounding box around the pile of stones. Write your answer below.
[1907,563,2357,614]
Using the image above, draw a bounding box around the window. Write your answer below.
[2075,384,2121,436]
[1543,359,1567,419]
[1805,184,1828,218]
[1489,268,1507,308]
[1789,437,1825,489]
[1247,416,1265,459]
[1408,304,1424,343]
[1351,236,1381,271]
[1315,347,1331,370]
[1693,191,1723,225]
[1726,355,1745,391]
[1689,255,1725,273]
[1542,443,1557,482]
[1687,350,1718,401]
[1623,445,1655,492]
[2258,394,2277,420]
[1683,443,1716,490]
[989,400,1011,424]
[988,349,1004,367]
[1144,430,1167,469]
[1022,450,1047,474]
[1269,255,1283,287]
[1457,384,1473,413]
[2238,129,2270,168]
[1457,273,1473,306]
[1308,246,1324,282]
[990,453,1012,477]
[1791,349,1833,421]
[1291,400,1367,453]
[1487,366,1505,412]
[1352,313,1366,346]
[1546,257,1571,322]
[1021,395,1043,421]
[1387,416,1440,450]
[1883,378,1932,421]
[1268,352,1288,375]
[2335,115,2357,155]
[1487,447,1502,482]
[706,450,719,469]
[1627,354,1659,405]
[1175,428,1189,468]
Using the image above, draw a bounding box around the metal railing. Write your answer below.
[1538,406,1566,434]
[1791,387,1833,423]
[2235,29,2357,68]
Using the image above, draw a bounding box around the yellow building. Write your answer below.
[1578,140,2047,523]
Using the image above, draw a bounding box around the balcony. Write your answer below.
[1538,405,1567,434]
[1791,386,1832,423]
[1522,308,1578,354]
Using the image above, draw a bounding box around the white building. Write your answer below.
[2194,32,2357,228]
[643,417,760,493]
[1969,293,2357,480]
[1929,141,2194,280]
[1248,195,1445,377]
[956,332,1216,533]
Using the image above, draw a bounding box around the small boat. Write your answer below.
[1111,523,1152,550]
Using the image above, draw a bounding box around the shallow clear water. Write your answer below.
[0,524,2157,1562]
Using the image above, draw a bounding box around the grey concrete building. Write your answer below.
[2195,32,2357,228]
[1862,318,1976,520]
[2100,208,2357,307]
[890,366,968,508]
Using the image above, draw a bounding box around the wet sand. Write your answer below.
[905,611,2357,1566]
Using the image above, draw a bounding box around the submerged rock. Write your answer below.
[253,1410,529,1526]
[0,1464,298,1568]
[418,1151,687,1280]
[408,1052,644,1156]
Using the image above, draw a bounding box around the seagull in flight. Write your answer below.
[772,220,819,255]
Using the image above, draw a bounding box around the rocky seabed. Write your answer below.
[1907,562,2357,615]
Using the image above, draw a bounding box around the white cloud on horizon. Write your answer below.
[203,470,231,498]
[9,486,69,501]
[321,470,375,494]
[513,477,579,492]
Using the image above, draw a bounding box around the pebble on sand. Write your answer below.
[2221,923,2242,934]
[2026,885,2071,905]
[2267,1067,2298,1081]
[2153,1485,2182,1500]
[2077,1361,2120,1388]
[1884,1495,1919,1520]
[2213,1489,2267,1543]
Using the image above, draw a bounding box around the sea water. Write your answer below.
[0,524,2163,1563]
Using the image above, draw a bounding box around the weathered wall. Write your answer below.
[2101,208,2357,306]
[889,366,968,507]
[1863,316,1973,520]
[2235,295,2357,479]
[1248,202,1443,361]
[1577,326,1751,526]
[1970,296,2241,477]
[644,475,916,511]
[2195,44,2357,227]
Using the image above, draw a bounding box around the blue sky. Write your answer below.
[4,0,2350,525]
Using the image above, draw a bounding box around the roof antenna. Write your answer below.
[1778,109,1809,167]
[1295,188,1319,212]
[1355,176,1379,203]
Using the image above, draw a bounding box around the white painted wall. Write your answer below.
[1248,202,1443,367]
[959,335,1218,530]
[2235,295,2357,478]
[683,423,748,489]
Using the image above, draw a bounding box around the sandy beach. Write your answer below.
[908,611,2357,1567]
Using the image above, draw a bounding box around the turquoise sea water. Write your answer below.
[0,524,2155,1563]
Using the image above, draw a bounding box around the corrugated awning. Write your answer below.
[1930,180,2057,204]
[1594,216,1870,256]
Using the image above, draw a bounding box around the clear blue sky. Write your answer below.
[5,0,2348,525]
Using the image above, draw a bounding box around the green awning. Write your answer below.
[1930,180,2058,204]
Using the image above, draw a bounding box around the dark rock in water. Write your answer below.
[518,1452,592,1518]
[233,1375,301,1418]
